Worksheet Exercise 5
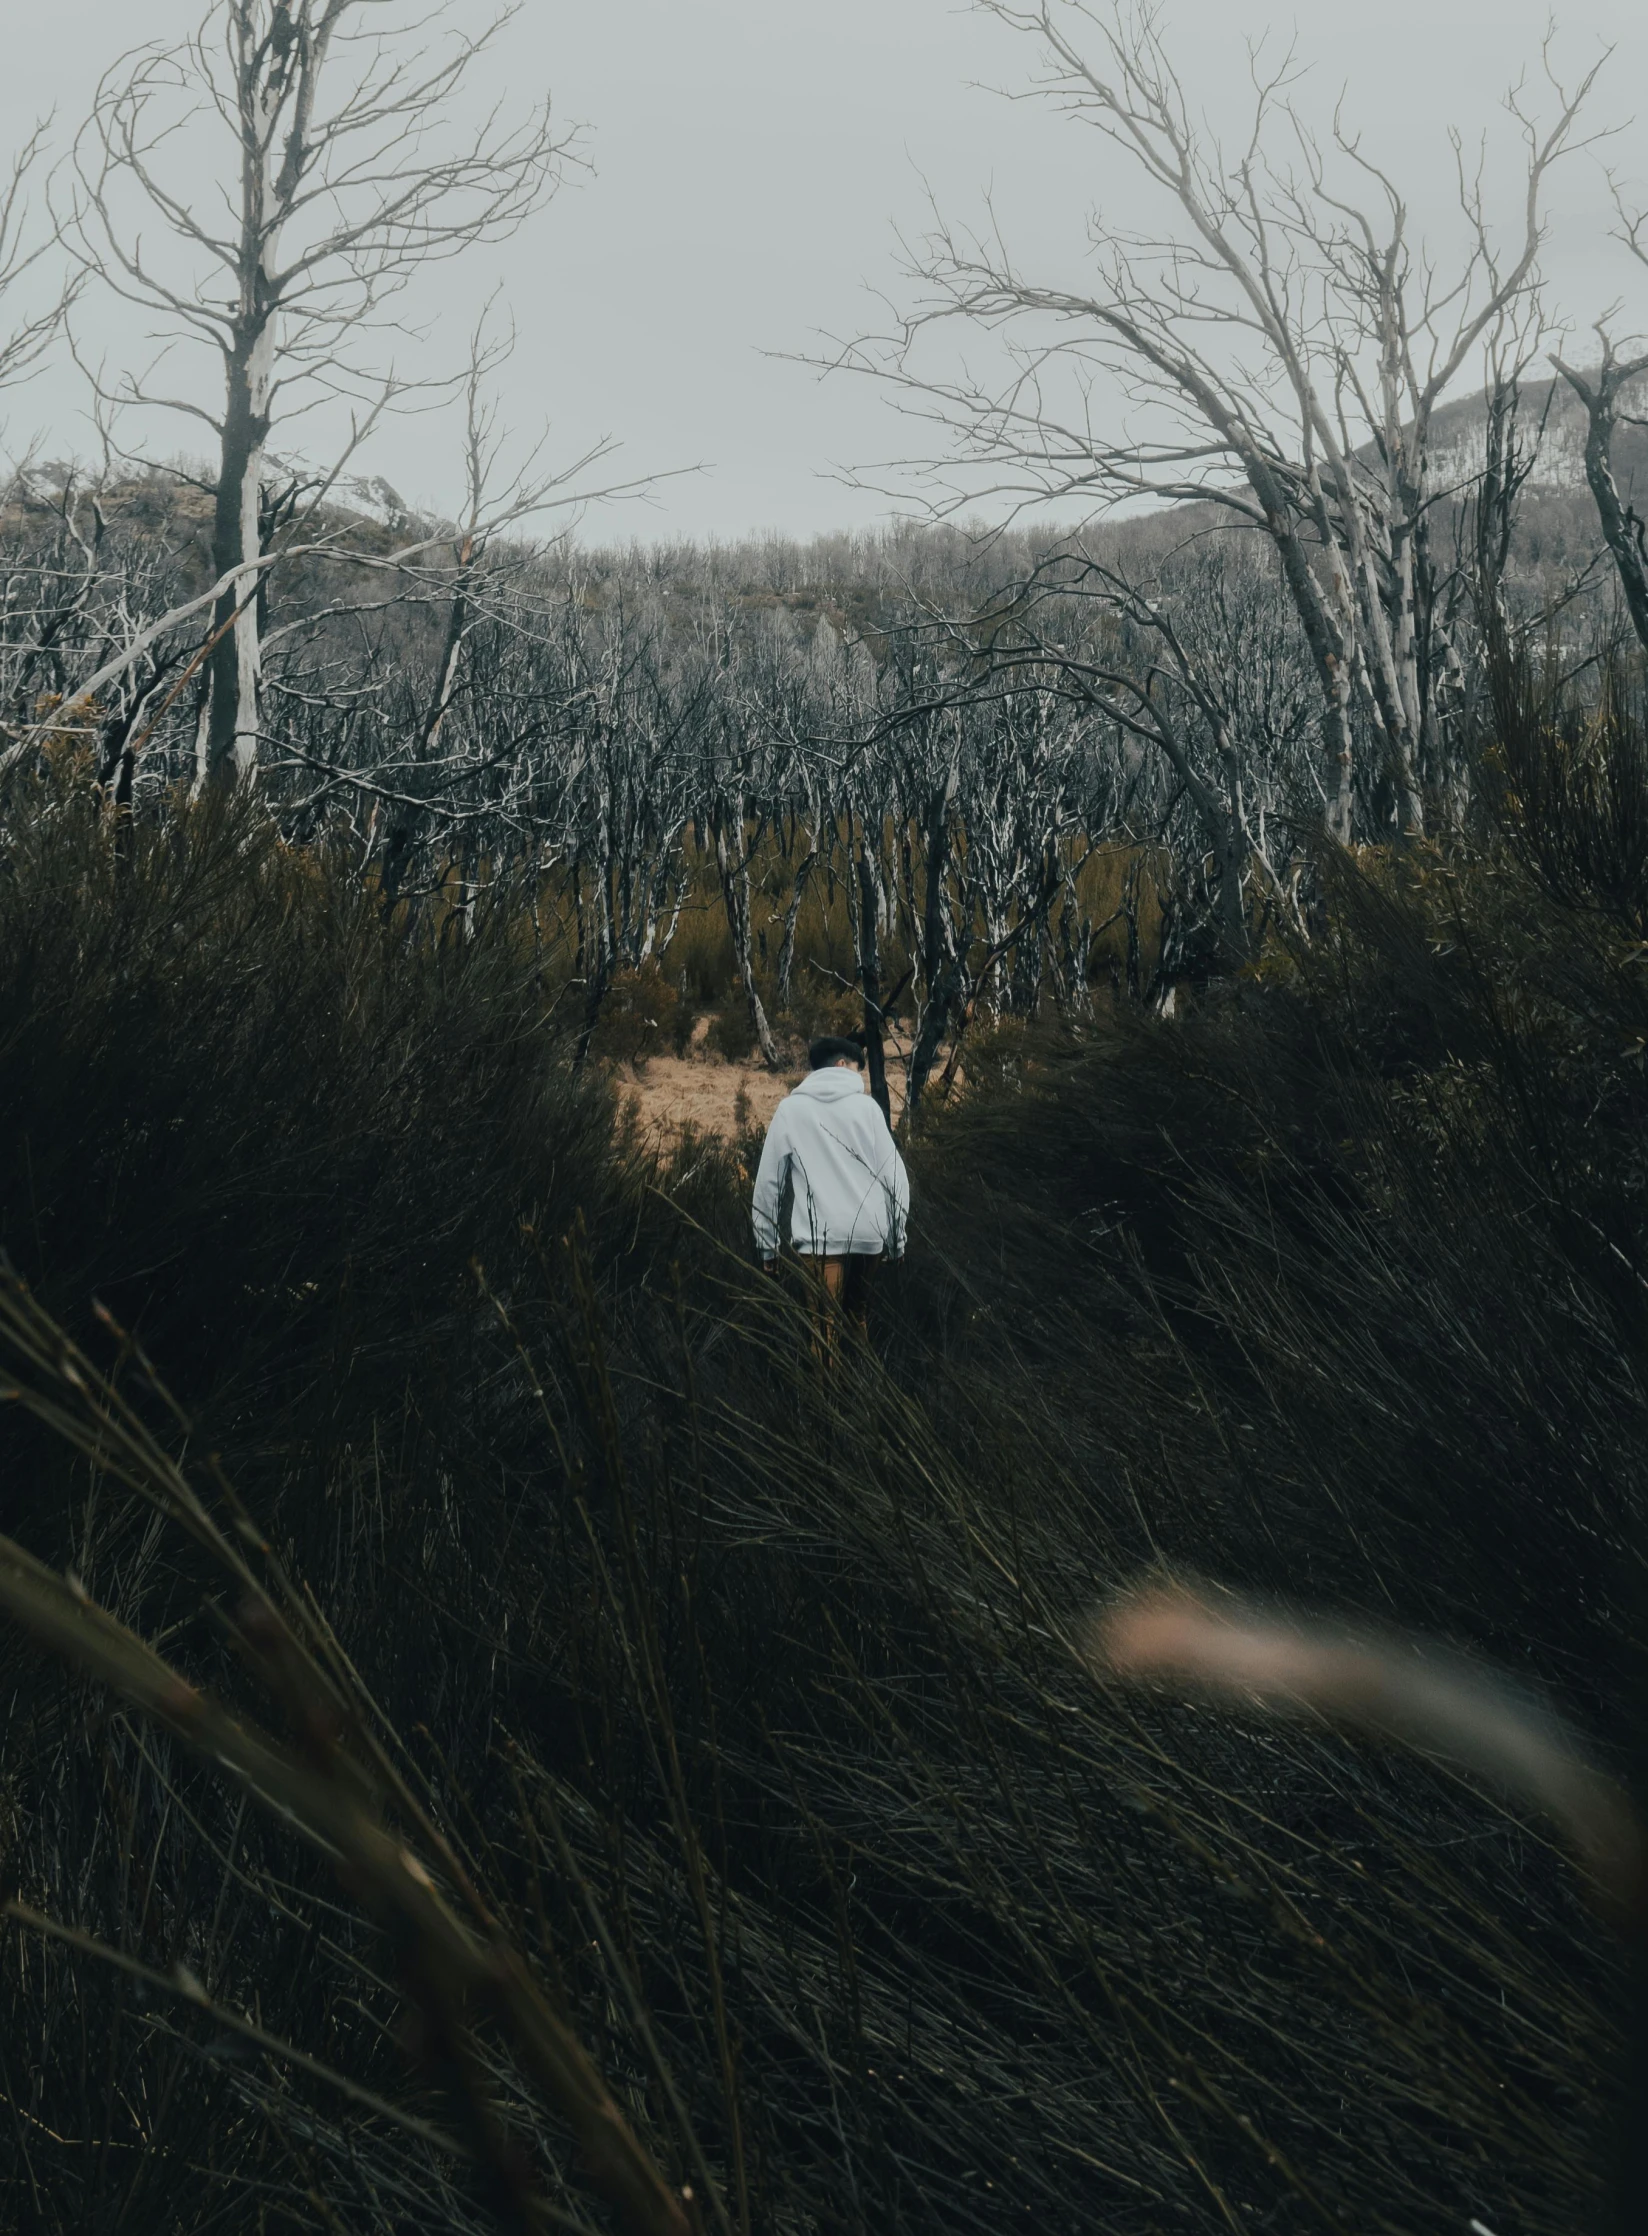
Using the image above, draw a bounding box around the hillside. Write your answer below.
[0,777,1640,2235]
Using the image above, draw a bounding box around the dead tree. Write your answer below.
[845,3,1597,838]
[1550,178,1648,657]
[71,1,567,788]
[1553,337,1648,659]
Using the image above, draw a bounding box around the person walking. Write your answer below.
[751,1034,909,1343]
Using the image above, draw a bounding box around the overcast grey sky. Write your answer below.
[4,0,1644,539]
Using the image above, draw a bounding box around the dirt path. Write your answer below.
[616,1053,792,1145]
[612,1026,923,1146]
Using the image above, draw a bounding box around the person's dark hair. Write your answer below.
[808,1034,865,1072]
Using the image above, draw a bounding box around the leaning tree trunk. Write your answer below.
[1248,460,1358,842]
[375,534,476,910]
[1556,354,1648,659]
[906,940,967,1119]
[774,816,820,1013]
[852,821,892,1124]
[714,809,781,1070]
[904,780,960,1117]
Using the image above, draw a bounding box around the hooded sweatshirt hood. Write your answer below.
[792,1066,869,1103]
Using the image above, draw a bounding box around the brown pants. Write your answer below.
[803,1251,878,1359]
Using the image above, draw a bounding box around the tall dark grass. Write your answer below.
[0,760,1641,2233]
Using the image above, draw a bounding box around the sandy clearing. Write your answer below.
[616,1053,794,1146]
[610,1027,926,1147]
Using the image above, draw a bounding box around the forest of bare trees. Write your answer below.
[0,4,1641,1096]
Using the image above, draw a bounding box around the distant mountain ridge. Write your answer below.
[1424,370,1648,503]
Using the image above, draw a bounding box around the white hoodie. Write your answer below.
[751,1066,910,1259]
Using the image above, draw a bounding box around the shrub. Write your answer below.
[660,889,735,1007]
[955,1011,1035,1089]
[590,958,681,1064]
[792,980,863,1042]
[0,780,619,1518]
[706,1003,755,1061]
